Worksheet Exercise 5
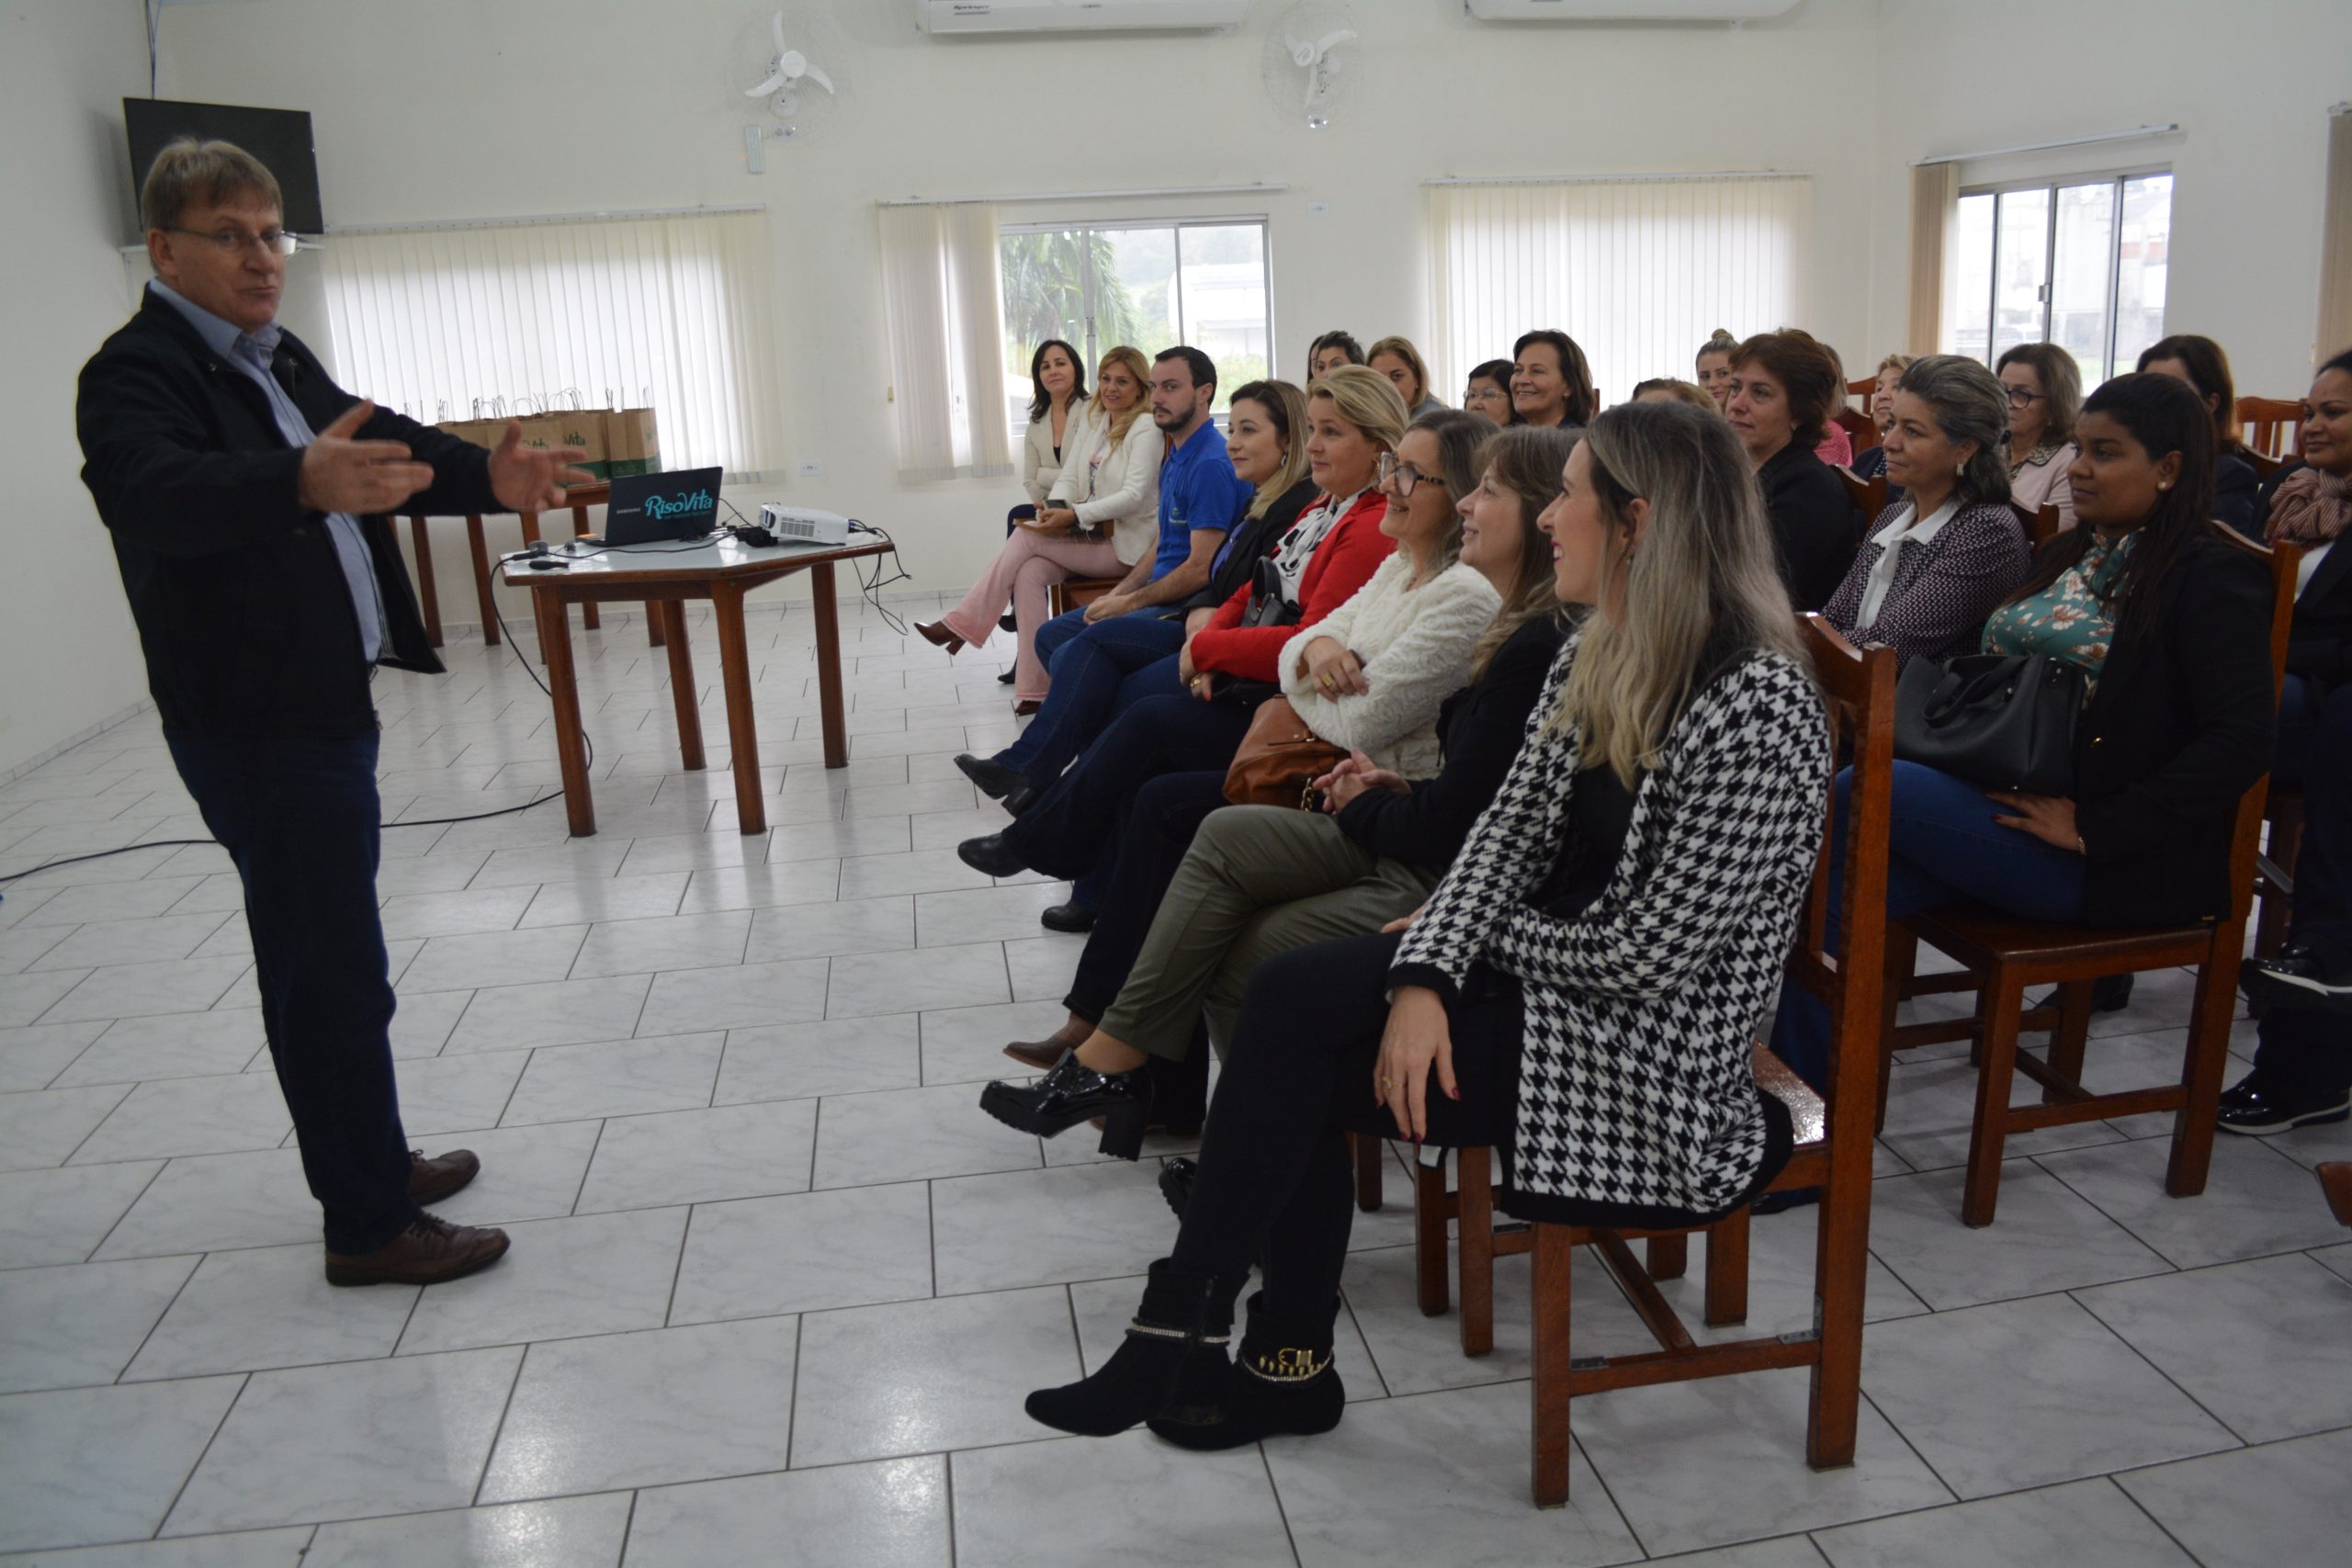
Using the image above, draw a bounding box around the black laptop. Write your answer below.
[603,467,723,547]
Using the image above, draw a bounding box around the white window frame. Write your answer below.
[997,214,1274,434]
[1950,164,2173,378]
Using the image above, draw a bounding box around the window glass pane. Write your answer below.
[1000,228,1092,437]
[1097,226,1179,359]
[2111,174,2174,380]
[2050,181,2117,387]
[1949,192,1996,364]
[1173,222,1269,414]
[1990,186,2051,362]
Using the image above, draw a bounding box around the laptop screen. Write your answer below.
[605,468,723,547]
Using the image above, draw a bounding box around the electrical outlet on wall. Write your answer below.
[796,459,823,478]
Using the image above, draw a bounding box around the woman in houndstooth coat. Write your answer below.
[1017,398,1832,1453]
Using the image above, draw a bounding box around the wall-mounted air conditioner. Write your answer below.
[1465,1,1800,20]
[917,0,1251,36]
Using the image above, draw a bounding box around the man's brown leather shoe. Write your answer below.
[408,1148,481,1206]
[325,1213,510,1287]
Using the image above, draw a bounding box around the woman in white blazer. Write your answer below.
[1018,339,1088,513]
[924,345,1163,705]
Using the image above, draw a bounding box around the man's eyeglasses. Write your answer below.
[1377,454,1431,496]
[167,227,301,257]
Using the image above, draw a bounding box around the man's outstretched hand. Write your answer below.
[299,401,435,515]
[487,418,595,512]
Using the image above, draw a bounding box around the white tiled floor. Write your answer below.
[2,589,2348,1565]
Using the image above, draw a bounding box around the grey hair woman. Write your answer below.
[1817,353,2035,667]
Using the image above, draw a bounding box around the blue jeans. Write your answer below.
[996,608,1188,784]
[165,728,421,1255]
[1770,760,2087,1090]
[2249,674,2352,1100]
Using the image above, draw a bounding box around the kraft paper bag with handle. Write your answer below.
[603,405,662,478]
[546,390,609,481]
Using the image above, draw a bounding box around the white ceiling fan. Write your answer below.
[744,9,835,118]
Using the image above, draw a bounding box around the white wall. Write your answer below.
[151,0,1883,615]
[1869,0,2352,400]
[0,0,164,778]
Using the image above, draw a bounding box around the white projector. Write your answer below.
[758,503,851,546]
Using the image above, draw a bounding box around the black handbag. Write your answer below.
[1239,556,1304,630]
[1892,653,2085,795]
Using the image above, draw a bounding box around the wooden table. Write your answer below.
[406,481,665,649]
[502,533,895,837]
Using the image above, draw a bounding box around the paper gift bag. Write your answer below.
[603,406,662,478]
[549,408,609,481]
[436,417,504,451]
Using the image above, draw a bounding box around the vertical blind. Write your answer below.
[320,209,786,478]
[1422,175,1813,401]
[878,202,1015,483]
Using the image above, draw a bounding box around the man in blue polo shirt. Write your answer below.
[956,347,1252,869]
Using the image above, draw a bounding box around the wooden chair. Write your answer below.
[2245,448,2286,483]
[1832,404,1877,459]
[1880,524,2299,1225]
[2236,397,2304,461]
[1046,576,1126,618]
[1839,470,1889,535]
[1409,616,1896,1506]
[2254,785,2304,964]
[2013,501,2064,549]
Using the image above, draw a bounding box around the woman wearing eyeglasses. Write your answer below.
[1997,343,2082,533]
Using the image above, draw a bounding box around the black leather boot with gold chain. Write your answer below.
[1147,1291,1346,1450]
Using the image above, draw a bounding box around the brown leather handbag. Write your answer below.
[1223,695,1348,809]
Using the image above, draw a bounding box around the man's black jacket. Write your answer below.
[77,290,497,738]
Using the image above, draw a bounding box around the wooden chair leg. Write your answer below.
[1645,1234,1689,1281]
[464,515,500,646]
[1457,1145,1497,1356]
[1351,1131,1385,1213]
[406,516,442,648]
[1412,1152,1452,1317]
[1702,1210,1750,1326]
[2167,938,2245,1199]
[1806,1178,1867,1471]
[1875,925,1917,1134]
[1962,967,2030,1227]
[2043,980,2096,1100]
[1530,1223,1574,1507]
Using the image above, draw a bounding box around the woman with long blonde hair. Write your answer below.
[1011,400,1831,1450]
[920,344,1164,708]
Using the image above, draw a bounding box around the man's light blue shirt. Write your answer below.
[149,280,387,663]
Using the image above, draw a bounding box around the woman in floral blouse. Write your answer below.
[1773,372,2277,1091]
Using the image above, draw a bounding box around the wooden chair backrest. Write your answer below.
[1832,405,1877,456]
[2202,522,2300,924]
[2236,397,2304,460]
[1790,615,1896,1098]
[2245,448,2285,483]
[1839,470,1889,530]
[1846,375,1877,407]
[2014,502,2064,549]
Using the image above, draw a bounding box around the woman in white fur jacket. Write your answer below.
[1280,411,1504,777]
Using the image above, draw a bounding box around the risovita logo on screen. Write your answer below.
[642,489,714,522]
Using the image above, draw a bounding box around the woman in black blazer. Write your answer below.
[1724,329,1860,611]
[1774,373,2276,1089]
[2138,334,2261,537]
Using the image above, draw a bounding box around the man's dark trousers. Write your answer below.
[165,727,422,1255]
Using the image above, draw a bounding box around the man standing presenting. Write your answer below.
[76,139,588,1285]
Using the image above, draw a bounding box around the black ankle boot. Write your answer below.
[1148,1292,1346,1450]
[979,1051,1155,1157]
[1025,1259,1242,1437]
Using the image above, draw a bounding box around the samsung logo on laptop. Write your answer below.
[643,489,715,521]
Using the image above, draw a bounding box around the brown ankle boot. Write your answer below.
[325,1213,511,1287]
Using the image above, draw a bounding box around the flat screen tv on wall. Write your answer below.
[123,98,323,236]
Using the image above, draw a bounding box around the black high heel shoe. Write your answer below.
[1159,1156,1197,1221]
[980,1052,1154,1158]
